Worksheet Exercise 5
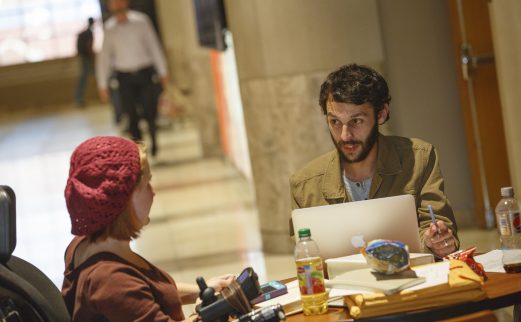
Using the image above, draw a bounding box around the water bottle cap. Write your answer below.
[298,228,311,238]
[501,187,514,198]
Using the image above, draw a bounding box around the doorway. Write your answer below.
[447,0,511,228]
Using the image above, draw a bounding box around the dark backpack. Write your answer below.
[76,29,92,56]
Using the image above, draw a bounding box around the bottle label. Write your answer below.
[296,257,325,295]
[509,211,521,234]
[499,214,512,236]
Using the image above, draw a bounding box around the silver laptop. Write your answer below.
[291,194,421,260]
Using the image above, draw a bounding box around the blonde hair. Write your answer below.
[89,143,149,242]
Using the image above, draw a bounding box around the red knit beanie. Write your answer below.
[65,136,141,236]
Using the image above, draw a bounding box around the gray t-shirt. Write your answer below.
[342,173,372,201]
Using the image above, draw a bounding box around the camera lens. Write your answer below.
[238,304,285,322]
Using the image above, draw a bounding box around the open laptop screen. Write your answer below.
[291,194,421,260]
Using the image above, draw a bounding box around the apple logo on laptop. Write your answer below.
[351,235,366,248]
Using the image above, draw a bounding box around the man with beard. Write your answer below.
[289,64,458,258]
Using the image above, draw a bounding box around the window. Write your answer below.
[0,0,102,66]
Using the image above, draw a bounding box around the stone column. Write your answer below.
[225,0,384,253]
[377,0,474,227]
[490,0,521,199]
[155,0,222,157]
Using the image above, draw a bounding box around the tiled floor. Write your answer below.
[0,103,512,320]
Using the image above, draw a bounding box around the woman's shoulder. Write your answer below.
[78,253,150,290]
[65,240,174,289]
[82,252,142,274]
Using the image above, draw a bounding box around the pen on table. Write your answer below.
[427,205,441,234]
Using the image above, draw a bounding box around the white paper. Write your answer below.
[329,286,371,297]
[406,261,450,291]
[475,249,506,273]
[256,279,369,312]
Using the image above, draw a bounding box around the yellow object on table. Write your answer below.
[345,259,486,319]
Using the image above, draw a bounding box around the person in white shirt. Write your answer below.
[96,0,168,157]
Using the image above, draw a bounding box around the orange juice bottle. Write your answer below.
[295,228,328,315]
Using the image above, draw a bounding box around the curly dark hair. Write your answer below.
[319,64,391,122]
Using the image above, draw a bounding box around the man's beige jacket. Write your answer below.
[289,134,459,253]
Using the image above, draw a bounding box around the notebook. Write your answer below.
[325,253,434,279]
[325,268,426,295]
[291,194,422,260]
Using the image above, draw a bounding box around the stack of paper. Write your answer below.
[475,249,506,273]
[326,253,434,279]
[326,268,426,295]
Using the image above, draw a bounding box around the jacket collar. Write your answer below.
[322,133,402,200]
[376,133,402,176]
[322,150,345,200]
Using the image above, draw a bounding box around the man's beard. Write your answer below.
[332,123,379,163]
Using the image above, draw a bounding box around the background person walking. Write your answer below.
[74,17,95,108]
[96,0,168,157]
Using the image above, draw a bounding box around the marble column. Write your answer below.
[225,0,384,253]
[489,0,521,200]
[155,0,222,157]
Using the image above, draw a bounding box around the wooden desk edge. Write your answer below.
[284,272,521,321]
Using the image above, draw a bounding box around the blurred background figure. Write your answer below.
[74,17,95,108]
[96,0,168,158]
[108,73,124,126]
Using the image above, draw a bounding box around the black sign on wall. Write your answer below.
[193,0,227,51]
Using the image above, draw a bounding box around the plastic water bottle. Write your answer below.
[294,228,327,315]
[495,186,521,273]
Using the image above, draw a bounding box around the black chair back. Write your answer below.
[0,185,70,322]
[0,185,16,264]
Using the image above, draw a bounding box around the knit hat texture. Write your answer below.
[65,136,141,235]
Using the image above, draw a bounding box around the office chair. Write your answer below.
[0,185,70,322]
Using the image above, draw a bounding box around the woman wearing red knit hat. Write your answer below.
[61,136,234,321]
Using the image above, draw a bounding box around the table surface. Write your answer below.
[284,272,521,322]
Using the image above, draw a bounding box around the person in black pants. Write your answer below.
[96,0,168,157]
[117,67,161,156]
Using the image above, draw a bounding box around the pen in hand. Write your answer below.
[428,205,441,234]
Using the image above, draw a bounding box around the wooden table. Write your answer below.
[285,272,521,322]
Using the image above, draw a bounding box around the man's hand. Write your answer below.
[98,88,110,104]
[424,220,456,257]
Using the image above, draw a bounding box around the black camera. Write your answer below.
[195,267,285,322]
[236,304,285,322]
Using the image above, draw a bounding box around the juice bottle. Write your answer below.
[294,228,328,315]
